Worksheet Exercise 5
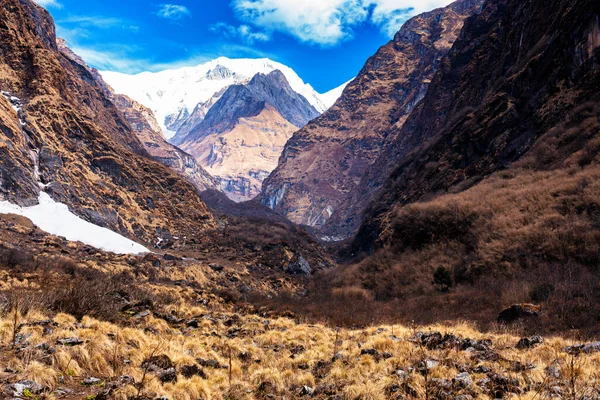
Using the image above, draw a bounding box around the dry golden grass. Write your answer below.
[1,301,600,399]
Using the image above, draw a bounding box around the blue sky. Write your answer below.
[35,0,452,93]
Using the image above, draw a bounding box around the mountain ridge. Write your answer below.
[100,57,341,139]
[178,70,320,201]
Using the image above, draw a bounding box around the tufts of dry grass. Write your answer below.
[1,301,599,400]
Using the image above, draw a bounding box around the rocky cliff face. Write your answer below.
[350,0,600,253]
[57,39,220,194]
[177,71,320,201]
[259,0,484,235]
[0,0,214,244]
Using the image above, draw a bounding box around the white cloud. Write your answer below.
[368,0,456,36]
[231,0,454,46]
[156,4,191,20]
[210,23,271,44]
[58,16,139,32]
[34,0,62,8]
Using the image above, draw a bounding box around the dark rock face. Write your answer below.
[259,0,485,232]
[0,0,214,243]
[352,0,600,254]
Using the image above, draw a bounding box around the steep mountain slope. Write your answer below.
[292,0,600,330]
[178,71,320,201]
[57,39,220,194]
[259,0,484,234]
[355,0,600,253]
[101,58,331,138]
[0,0,213,244]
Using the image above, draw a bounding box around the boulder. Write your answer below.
[497,303,541,323]
[158,367,177,383]
[287,255,311,275]
[300,385,314,396]
[82,377,102,385]
[516,336,544,349]
[6,380,44,397]
[181,364,207,379]
[454,372,472,388]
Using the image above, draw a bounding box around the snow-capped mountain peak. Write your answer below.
[100,57,334,138]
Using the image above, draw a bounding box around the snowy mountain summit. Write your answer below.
[101,57,346,139]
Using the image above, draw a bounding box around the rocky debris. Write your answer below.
[516,336,544,349]
[396,370,408,380]
[565,342,600,355]
[472,365,491,374]
[454,372,472,388]
[300,385,314,396]
[411,331,492,352]
[479,373,522,397]
[82,377,102,385]
[187,319,199,328]
[197,358,227,369]
[509,360,536,372]
[144,254,162,268]
[134,310,151,319]
[12,332,31,347]
[545,365,560,379]
[56,337,83,346]
[497,304,541,323]
[5,380,44,397]
[360,348,379,357]
[55,387,72,397]
[163,253,182,261]
[419,359,439,372]
[121,299,154,318]
[142,355,173,371]
[209,263,224,272]
[158,367,177,383]
[181,364,207,379]
[119,375,135,385]
[156,312,181,325]
[287,255,311,276]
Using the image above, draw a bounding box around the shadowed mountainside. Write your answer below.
[259,0,485,236]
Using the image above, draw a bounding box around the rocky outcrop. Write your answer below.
[0,0,214,243]
[259,0,484,234]
[178,71,320,201]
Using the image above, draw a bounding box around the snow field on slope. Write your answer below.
[0,192,149,255]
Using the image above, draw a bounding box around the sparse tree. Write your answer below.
[432,266,453,293]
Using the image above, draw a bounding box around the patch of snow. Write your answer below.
[320,236,348,243]
[100,57,331,138]
[0,192,149,255]
[1,91,22,113]
[320,78,353,109]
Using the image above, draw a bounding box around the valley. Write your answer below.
[0,0,599,398]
